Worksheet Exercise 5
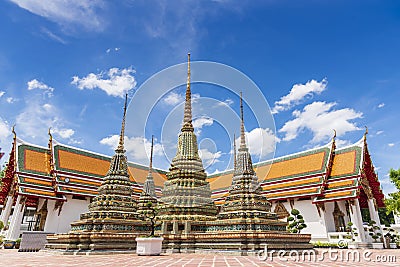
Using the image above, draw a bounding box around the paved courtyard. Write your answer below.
[0,248,399,266]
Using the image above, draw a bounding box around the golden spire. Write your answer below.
[12,124,16,140]
[332,129,336,141]
[233,133,237,169]
[239,92,246,150]
[363,126,368,143]
[48,127,53,142]
[183,53,192,126]
[117,94,128,151]
[149,135,154,174]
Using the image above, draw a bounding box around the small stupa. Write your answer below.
[137,135,158,214]
[218,93,276,220]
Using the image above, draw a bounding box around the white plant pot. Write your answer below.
[348,243,359,249]
[136,237,164,256]
[390,243,397,249]
[371,242,384,249]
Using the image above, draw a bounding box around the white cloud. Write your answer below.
[216,98,234,107]
[16,98,77,144]
[199,148,222,167]
[106,47,120,54]
[9,0,105,32]
[53,128,75,139]
[193,116,213,135]
[6,97,16,103]
[163,92,184,106]
[100,135,163,161]
[27,79,54,97]
[388,143,395,147]
[376,130,384,135]
[272,78,328,114]
[0,91,4,98]
[72,67,136,98]
[0,118,11,142]
[335,139,352,148]
[41,27,67,44]
[378,103,385,108]
[279,101,362,143]
[0,118,11,164]
[236,128,279,158]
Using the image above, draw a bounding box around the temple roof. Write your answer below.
[208,141,333,203]
[0,139,167,202]
[0,132,385,208]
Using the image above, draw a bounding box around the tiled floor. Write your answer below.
[0,248,399,266]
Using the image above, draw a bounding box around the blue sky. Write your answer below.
[0,0,400,195]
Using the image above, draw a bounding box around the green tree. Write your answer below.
[141,202,158,237]
[287,209,307,233]
[385,168,400,216]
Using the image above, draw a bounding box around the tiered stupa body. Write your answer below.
[46,95,145,253]
[158,54,218,221]
[72,95,141,230]
[218,93,276,220]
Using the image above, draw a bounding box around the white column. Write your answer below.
[368,199,381,224]
[0,195,14,226]
[350,199,367,242]
[6,195,25,240]
[368,198,383,233]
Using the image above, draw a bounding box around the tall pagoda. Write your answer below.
[46,95,144,253]
[158,53,218,221]
[218,93,276,220]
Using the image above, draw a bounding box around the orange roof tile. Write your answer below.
[265,187,320,199]
[330,151,358,177]
[261,176,322,192]
[127,166,166,187]
[23,149,49,174]
[260,151,327,181]
[57,149,109,177]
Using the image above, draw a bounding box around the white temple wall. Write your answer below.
[323,202,336,232]
[277,199,329,241]
[44,196,90,233]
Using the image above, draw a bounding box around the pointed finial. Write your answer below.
[117,94,128,151]
[364,126,368,142]
[12,124,16,139]
[48,127,53,141]
[332,129,336,140]
[149,135,154,174]
[183,53,193,127]
[233,133,237,169]
[239,92,246,149]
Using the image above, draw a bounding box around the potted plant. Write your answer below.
[136,201,163,256]
[346,222,359,249]
[3,240,15,249]
[287,209,307,233]
[383,228,398,249]
[14,238,21,249]
[368,220,383,249]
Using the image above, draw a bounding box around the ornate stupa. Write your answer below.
[137,135,158,214]
[46,95,144,253]
[158,53,218,221]
[218,93,276,220]
[74,94,141,227]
